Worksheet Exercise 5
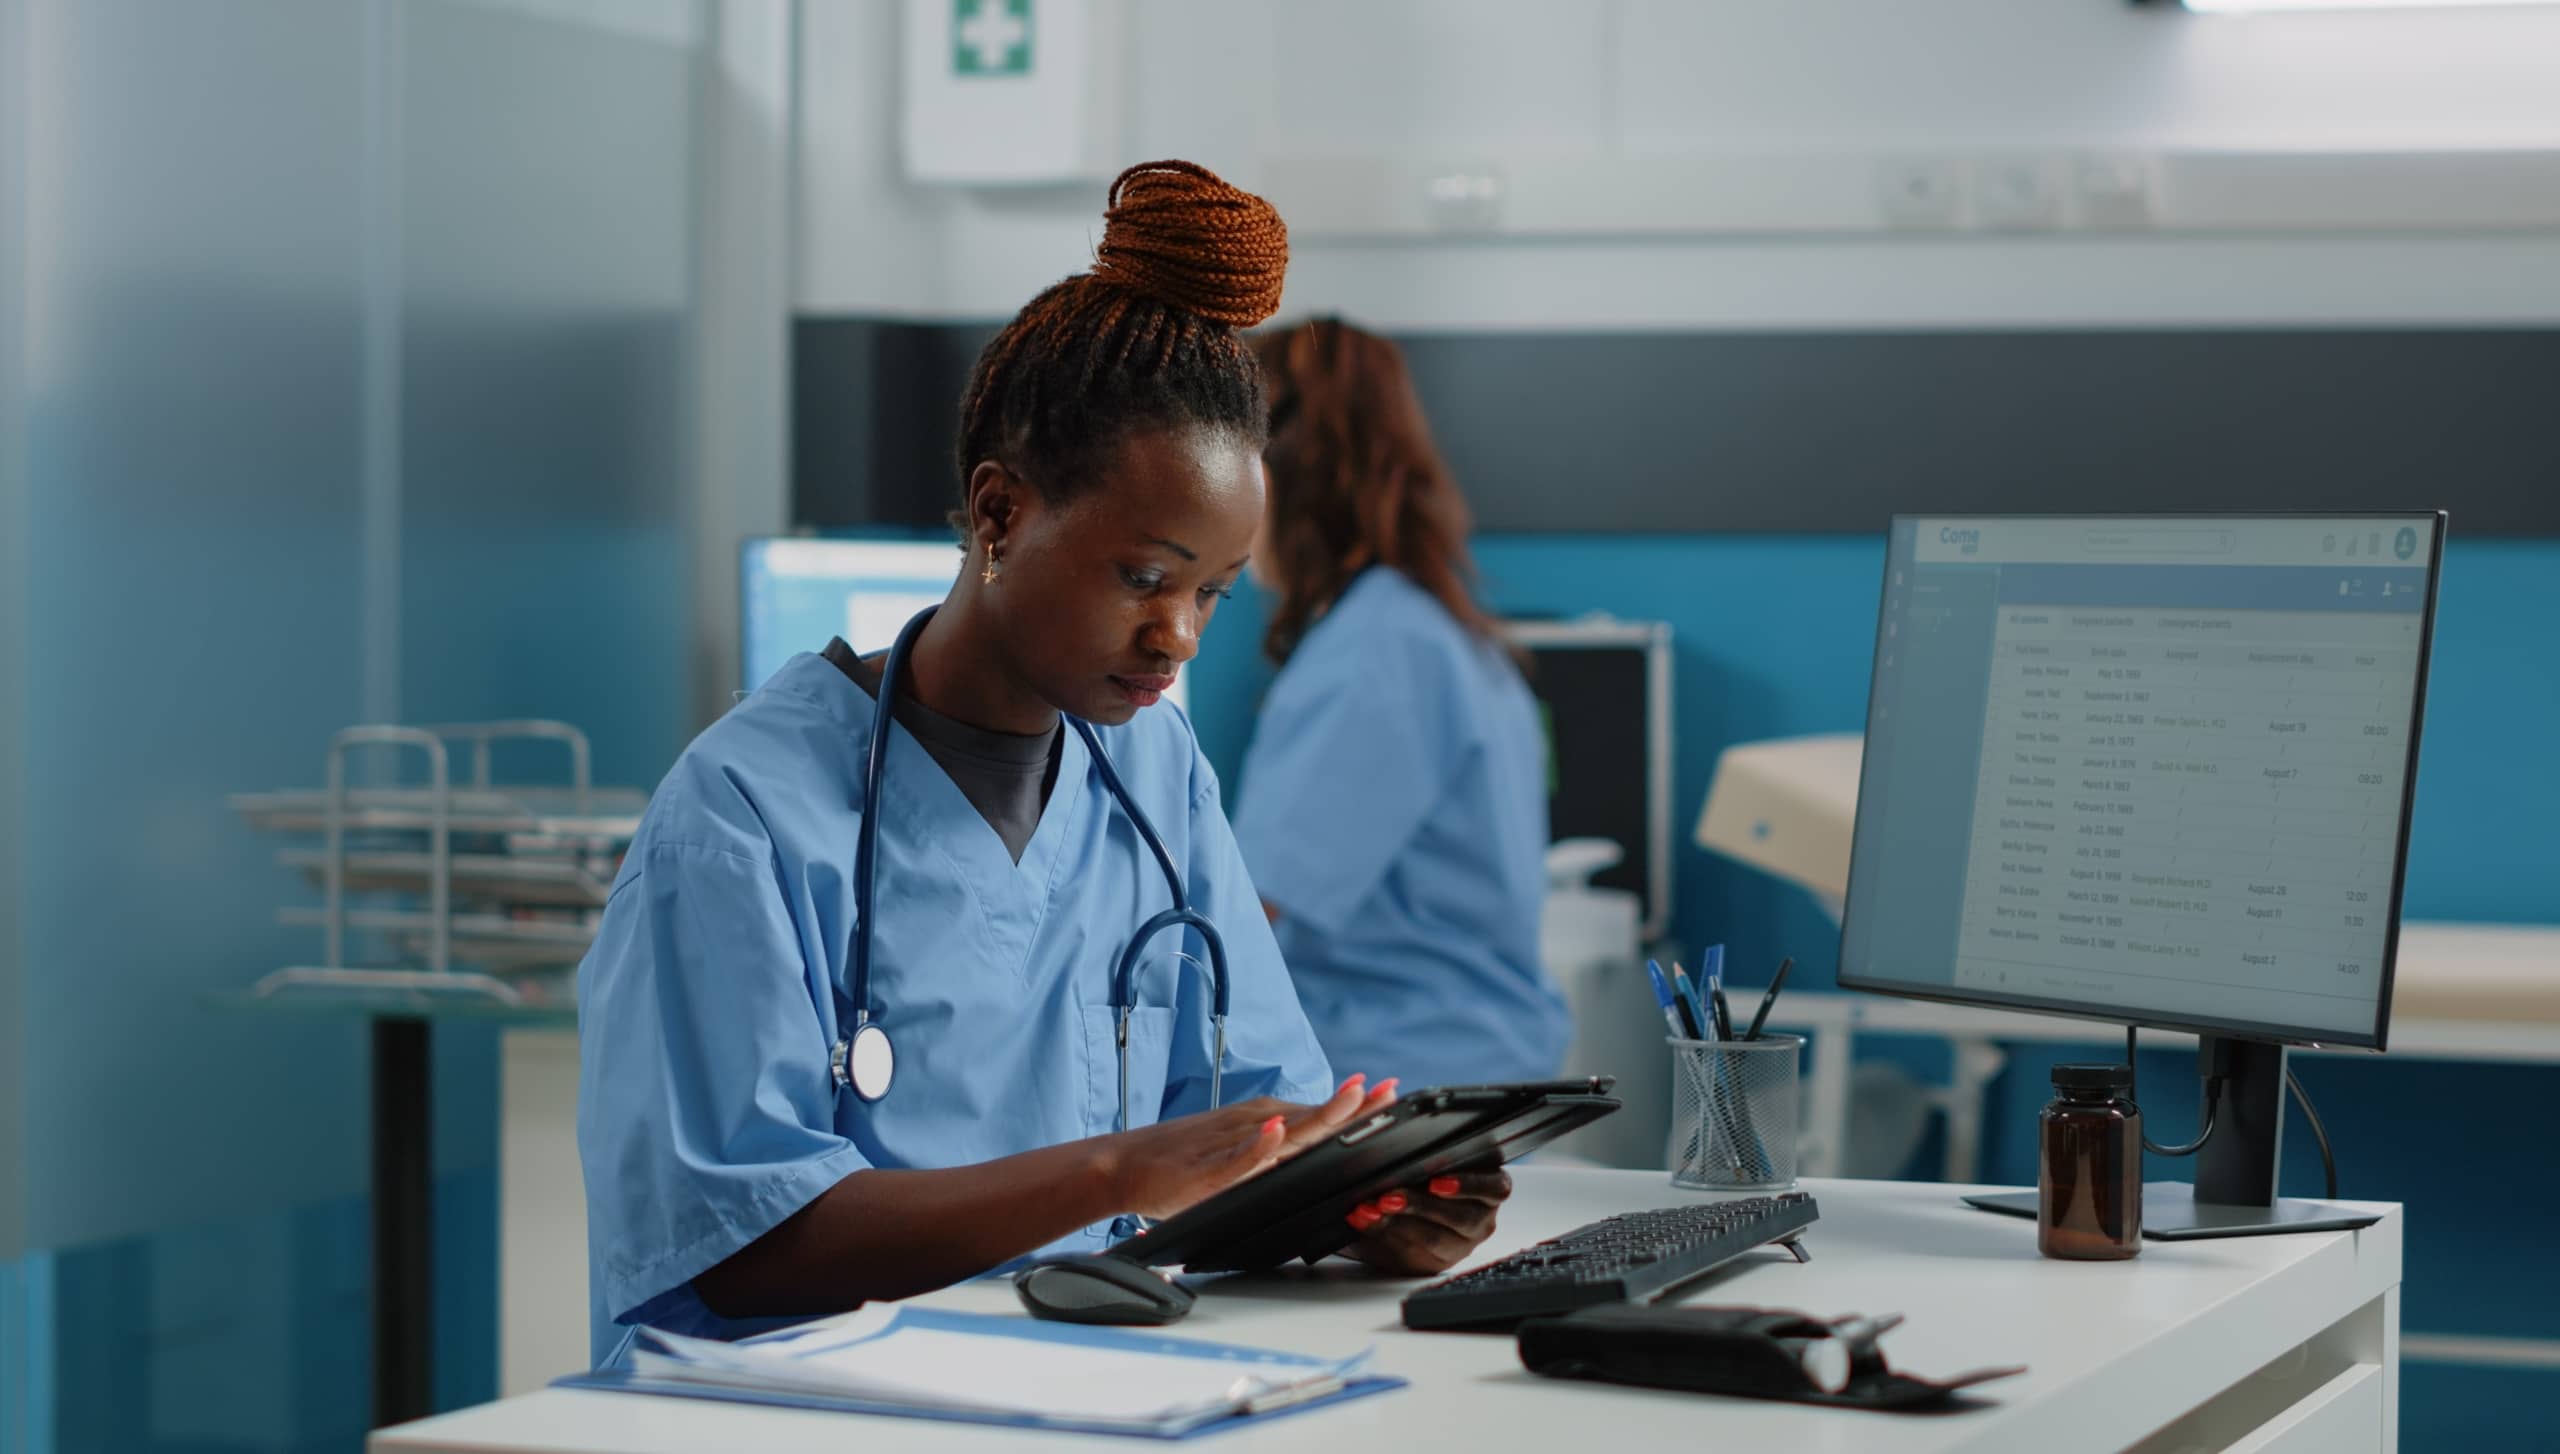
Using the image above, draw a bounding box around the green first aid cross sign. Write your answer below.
[953,0,1032,77]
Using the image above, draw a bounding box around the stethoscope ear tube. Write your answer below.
[838,606,933,1102]
[834,606,1234,1118]
[1111,914,1233,1136]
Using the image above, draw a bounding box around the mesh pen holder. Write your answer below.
[1668,1034,1802,1193]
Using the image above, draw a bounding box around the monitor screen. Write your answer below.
[1839,514,2442,1048]
[1503,620,1672,942]
[740,536,1188,713]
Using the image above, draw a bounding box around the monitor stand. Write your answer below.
[1965,1036,2382,1239]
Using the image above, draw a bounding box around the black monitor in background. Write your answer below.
[1502,618,1673,944]
[1839,514,2444,1237]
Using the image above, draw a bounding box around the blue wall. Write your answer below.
[1202,534,2560,958]
[1194,531,2560,1452]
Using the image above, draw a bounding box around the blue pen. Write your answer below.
[1702,945,1733,1040]
[1671,963,1712,1041]
[1646,959,1700,1040]
[1653,961,1716,1173]
[1672,961,1747,1173]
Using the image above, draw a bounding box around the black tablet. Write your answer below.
[1111,1078,1620,1274]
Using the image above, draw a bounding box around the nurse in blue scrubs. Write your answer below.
[1237,318,1568,1091]
[576,166,1510,1367]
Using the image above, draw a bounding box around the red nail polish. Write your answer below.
[1337,1073,1366,1093]
[1261,1115,1285,1134]
[1347,1208,1378,1230]
[1429,1176,1460,1199]
[1374,1079,1399,1098]
[1379,1193,1408,1214]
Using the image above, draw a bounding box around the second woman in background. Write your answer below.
[1235,318,1567,1090]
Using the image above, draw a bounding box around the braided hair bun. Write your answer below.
[952,159,1291,517]
[1090,160,1290,328]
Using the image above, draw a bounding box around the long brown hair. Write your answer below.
[1255,318,1498,663]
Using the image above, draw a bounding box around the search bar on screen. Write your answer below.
[2081,528,2237,556]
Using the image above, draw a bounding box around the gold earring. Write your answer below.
[981,546,1002,586]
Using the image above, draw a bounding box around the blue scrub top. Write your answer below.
[1234,567,1567,1092]
[575,651,1333,1366]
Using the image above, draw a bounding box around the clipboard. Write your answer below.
[1115,1078,1620,1273]
[553,1307,1405,1440]
[552,1366,1404,1441]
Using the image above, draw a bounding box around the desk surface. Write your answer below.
[373,1167,2400,1454]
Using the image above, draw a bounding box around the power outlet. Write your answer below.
[2074,153,2156,228]
[1973,155,2066,230]
[1421,168,1505,233]
[1875,158,1964,229]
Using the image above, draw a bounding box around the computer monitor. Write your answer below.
[741,536,1191,712]
[1840,513,2443,1235]
[1502,618,1674,943]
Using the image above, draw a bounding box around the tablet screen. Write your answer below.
[1114,1079,1620,1274]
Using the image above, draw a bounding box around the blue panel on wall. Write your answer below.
[431,1169,498,1417]
[36,1172,487,1454]
[1204,535,1887,976]
[0,1253,56,1454]
[1469,534,1884,974]
[2402,1362,2560,1454]
[1203,534,2560,963]
[1180,576,1275,795]
[2396,540,2560,922]
[50,1196,368,1453]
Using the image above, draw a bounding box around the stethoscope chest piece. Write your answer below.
[833,1022,895,1101]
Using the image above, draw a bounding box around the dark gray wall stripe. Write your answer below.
[794,318,997,532]
[795,320,2560,536]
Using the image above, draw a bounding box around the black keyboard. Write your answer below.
[1400,1193,1819,1331]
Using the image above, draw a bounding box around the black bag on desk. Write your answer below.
[1517,1304,2024,1413]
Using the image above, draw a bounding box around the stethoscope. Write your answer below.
[830,606,1231,1135]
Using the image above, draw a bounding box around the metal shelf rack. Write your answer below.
[232,719,645,1005]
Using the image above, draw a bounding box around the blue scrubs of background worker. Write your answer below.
[1236,318,1568,1092]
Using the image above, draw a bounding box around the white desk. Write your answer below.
[383,1167,2402,1454]
[490,921,2541,1392]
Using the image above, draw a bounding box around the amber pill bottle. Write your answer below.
[2039,1063,2142,1260]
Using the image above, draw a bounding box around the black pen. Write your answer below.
[1743,957,1796,1042]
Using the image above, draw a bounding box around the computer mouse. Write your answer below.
[1015,1253,1198,1326]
